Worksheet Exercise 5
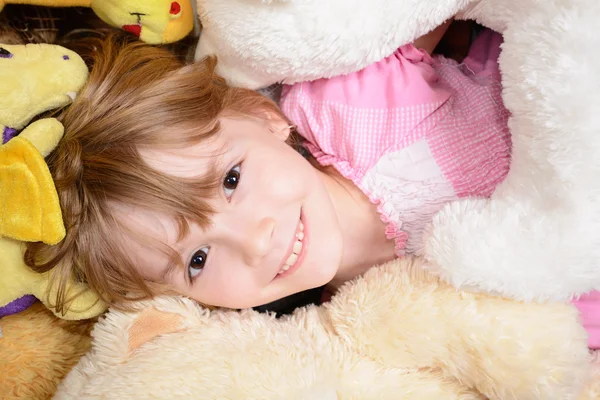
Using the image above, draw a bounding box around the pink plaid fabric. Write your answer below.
[281,29,511,255]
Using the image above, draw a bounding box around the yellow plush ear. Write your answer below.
[0,119,65,245]
[127,307,184,353]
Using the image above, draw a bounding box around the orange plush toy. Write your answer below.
[0,302,94,400]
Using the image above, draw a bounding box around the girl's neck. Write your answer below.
[318,167,397,289]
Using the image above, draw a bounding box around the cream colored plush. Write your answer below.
[56,257,593,399]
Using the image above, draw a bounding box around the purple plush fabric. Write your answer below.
[0,295,37,318]
[2,126,17,144]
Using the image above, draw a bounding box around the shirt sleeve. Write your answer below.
[280,44,451,171]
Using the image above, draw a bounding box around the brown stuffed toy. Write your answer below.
[0,302,95,399]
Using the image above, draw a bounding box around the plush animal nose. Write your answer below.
[62,55,70,60]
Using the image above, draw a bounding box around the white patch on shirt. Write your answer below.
[361,139,458,255]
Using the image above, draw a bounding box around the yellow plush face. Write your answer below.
[0,44,88,131]
[91,0,195,44]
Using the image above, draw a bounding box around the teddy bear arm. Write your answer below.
[330,262,590,400]
[440,297,590,399]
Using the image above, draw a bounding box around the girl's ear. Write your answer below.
[264,111,293,141]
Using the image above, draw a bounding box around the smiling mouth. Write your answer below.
[122,24,142,37]
[275,212,307,279]
[123,12,145,37]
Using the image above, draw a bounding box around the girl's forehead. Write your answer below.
[114,203,175,242]
[114,205,180,268]
[114,203,208,282]
[139,137,230,179]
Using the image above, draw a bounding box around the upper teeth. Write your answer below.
[278,221,304,274]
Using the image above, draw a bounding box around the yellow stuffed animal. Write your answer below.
[0,43,106,320]
[0,0,195,44]
[1,119,65,245]
[0,43,89,244]
[0,44,85,146]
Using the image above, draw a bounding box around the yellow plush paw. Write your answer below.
[0,238,107,320]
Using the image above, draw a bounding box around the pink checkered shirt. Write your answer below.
[281,30,512,256]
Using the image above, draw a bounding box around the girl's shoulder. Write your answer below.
[280,44,451,172]
[281,44,448,112]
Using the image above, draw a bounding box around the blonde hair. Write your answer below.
[25,34,291,314]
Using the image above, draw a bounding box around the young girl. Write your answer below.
[27,27,510,313]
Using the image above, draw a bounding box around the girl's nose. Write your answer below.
[242,217,275,266]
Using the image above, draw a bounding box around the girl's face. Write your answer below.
[126,116,344,309]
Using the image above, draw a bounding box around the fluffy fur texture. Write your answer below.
[425,0,600,302]
[55,257,592,400]
[0,302,94,399]
[195,0,600,303]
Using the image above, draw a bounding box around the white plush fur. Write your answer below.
[196,0,469,89]
[54,258,591,399]
[425,0,600,301]
[195,0,600,302]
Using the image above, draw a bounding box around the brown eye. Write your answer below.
[223,165,241,199]
[188,247,209,281]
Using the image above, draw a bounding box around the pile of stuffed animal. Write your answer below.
[0,0,196,321]
[4,0,600,398]
[0,41,104,400]
[0,2,195,398]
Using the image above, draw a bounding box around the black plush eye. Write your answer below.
[188,247,209,281]
[0,47,13,58]
[223,164,241,199]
